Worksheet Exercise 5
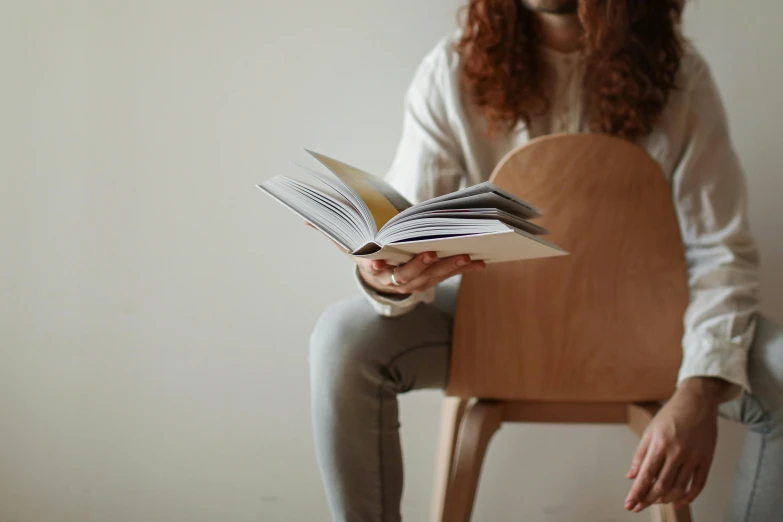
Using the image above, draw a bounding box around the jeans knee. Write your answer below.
[309,298,387,395]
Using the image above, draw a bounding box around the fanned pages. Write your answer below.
[258,150,568,265]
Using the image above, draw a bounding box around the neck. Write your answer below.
[534,12,583,53]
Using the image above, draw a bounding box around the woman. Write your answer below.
[309,1,783,520]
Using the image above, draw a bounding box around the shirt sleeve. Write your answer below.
[357,42,466,316]
[672,60,761,401]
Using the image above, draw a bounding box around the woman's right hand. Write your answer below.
[356,251,485,296]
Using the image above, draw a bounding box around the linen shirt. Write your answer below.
[355,34,760,399]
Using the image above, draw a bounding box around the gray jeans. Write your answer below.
[309,282,783,522]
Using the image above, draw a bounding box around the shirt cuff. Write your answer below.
[677,334,751,402]
[353,266,435,317]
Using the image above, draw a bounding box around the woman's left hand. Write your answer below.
[624,377,728,512]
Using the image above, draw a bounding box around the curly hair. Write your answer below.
[455,0,685,140]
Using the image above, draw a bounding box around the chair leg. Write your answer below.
[627,403,693,522]
[649,503,693,522]
[442,400,503,522]
[431,397,469,522]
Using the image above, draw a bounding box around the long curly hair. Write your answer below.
[455,0,685,140]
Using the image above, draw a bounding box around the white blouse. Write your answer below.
[356,34,760,399]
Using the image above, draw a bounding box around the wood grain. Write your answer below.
[627,402,660,437]
[430,397,469,522]
[448,134,689,401]
[441,400,503,522]
[502,401,628,424]
[651,503,693,522]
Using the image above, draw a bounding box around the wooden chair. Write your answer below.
[431,134,693,522]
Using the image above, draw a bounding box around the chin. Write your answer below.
[521,0,579,15]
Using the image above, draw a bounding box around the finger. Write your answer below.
[415,254,473,282]
[625,445,665,511]
[404,260,485,293]
[627,434,650,480]
[365,261,428,294]
[644,457,681,505]
[357,259,388,277]
[391,252,438,285]
[407,256,480,289]
[368,266,396,287]
[370,260,389,273]
[392,254,470,292]
[354,259,398,291]
[658,463,693,505]
[305,221,316,229]
[675,464,708,508]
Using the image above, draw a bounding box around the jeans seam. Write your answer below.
[378,342,450,522]
[378,385,385,522]
[741,391,772,522]
[743,433,766,522]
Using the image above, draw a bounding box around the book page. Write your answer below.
[306,150,411,230]
[389,183,540,226]
[381,209,548,236]
[357,229,567,265]
[258,177,369,251]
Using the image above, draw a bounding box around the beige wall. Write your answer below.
[1,1,780,521]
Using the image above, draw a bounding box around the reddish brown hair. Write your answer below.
[456,0,685,139]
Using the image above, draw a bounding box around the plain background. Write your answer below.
[1,1,781,521]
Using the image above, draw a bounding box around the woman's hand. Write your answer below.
[624,378,727,512]
[303,221,485,294]
[357,252,485,296]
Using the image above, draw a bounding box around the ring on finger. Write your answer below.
[390,269,403,287]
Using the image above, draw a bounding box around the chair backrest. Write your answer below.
[448,134,689,402]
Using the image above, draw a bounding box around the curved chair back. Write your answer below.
[448,134,689,402]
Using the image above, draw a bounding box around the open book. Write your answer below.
[258,150,567,265]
